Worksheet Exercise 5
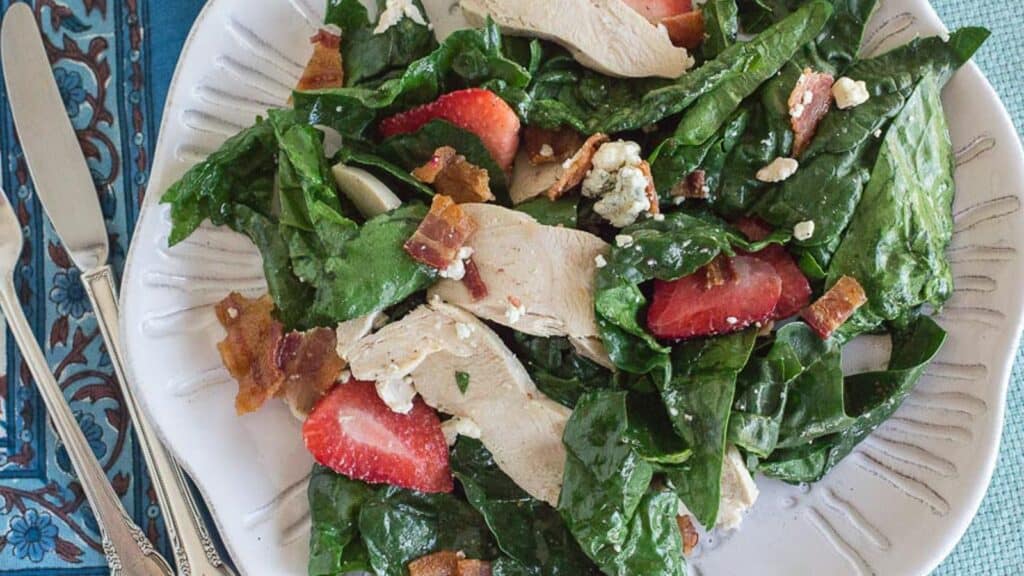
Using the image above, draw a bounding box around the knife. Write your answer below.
[2,4,235,575]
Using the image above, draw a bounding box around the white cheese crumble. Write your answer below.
[438,246,474,280]
[833,77,870,110]
[538,144,554,158]
[337,368,352,384]
[652,213,665,221]
[581,141,653,228]
[873,128,883,138]
[505,299,527,324]
[441,417,482,446]
[614,234,635,248]
[373,0,427,34]
[756,157,799,183]
[375,375,417,414]
[594,254,608,268]
[793,220,815,241]
[455,322,475,340]
[726,316,738,325]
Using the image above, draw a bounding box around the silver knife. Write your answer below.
[2,4,235,575]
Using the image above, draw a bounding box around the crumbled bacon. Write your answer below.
[461,258,489,300]
[801,275,868,339]
[546,133,610,200]
[295,29,344,92]
[704,256,735,290]
[277,327,345,417]
[789,68,835,157]
[215,293,285,414]
[404,195,478,270]
[638,160,660,214]
[408,551,492,576]
[677,515,700,555]
[412,146,458,183]
[215,293,345,415]
[413,147,494,204]
[671,170,707,199]
[523,126,584,165]
[662,11,705,51]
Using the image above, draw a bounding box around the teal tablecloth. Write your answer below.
[0,0,1019,574]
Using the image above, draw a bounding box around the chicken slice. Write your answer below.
[428,204,609,343]
[460,0,693,79]
[717,445,760,530]
[347,300,571,505]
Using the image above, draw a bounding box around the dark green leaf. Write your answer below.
[650,108,749,194]
[509,334,613,408]
[335,146,435,200]
[451,438,600,576]
[701,0,739,60]
[657,331,757,528]
[456,371,471,395]
[307,465,373,575]
[514,197,579,228]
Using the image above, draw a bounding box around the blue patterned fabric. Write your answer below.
[0,0,1019,574]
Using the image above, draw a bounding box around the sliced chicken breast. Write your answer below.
[347,300,571,505]
[429,204,608,344]
[460,0,693,78]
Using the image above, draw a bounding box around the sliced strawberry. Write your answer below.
[379,88,521,172]
[647,255,782,340]
[733,217,811,319]
[303,379,453,493]
[622,0,693,22]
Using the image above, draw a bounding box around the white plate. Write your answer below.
[120,1,1024,575]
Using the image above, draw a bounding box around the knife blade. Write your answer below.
[1,6,107,272]
[2,5,235,574]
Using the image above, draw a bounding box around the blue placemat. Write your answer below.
[0,0,1019,574]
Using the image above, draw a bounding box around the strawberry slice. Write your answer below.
[647,255,782,340]
[733,217,812,319]
[303,379,453,493]
[622,0,693,22]
[379,88,521,172]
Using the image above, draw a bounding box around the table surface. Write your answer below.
[0,0,1020,574]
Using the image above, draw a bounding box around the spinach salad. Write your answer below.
[162,0,987,574]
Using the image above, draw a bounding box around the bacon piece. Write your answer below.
[703,256,734,290]
[215,293,285,414]
[662,10,705,51]
[412,146,458,183]
[461,258,489,300]
[523,126,584,165]
[801,275,868,339]
[414,147,495,204]
[546,133,610,200]
[788,68,835,157]
[671,170,707,199]
[408,552,491,576]
[677,515,700,555]
[277,327,345,418]
[295,29,344,92]
[638,160,660,214]
[404,195,478,270]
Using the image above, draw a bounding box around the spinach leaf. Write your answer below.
[594,212,785,375]
[756,28,988,257]
[826,74,955,339]
[294,19,530,139]
[701,0,739,60]
[378,119,509,202]
[307,465,373,576]
[758,316,946,482]
[359,486,499,576]
[650,108,749,195]
[305,204,437,324]
[514,197,579,228]
[161,116,277,245]
[451,438,600,576]
[773,346,853,448]
[657,331,758,528]
[513,1,831,134]
[713,0,880,217]
[509,334,612,408]
[325,0,437,88]
[728,322,835,457]
[558,391,686,575]
[335,146,435,200]
[456,371,471,394]
[670,1,833,147]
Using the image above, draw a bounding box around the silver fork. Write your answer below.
[0,190,174,575]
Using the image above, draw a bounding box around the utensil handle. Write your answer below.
[0,277,173,576]
[81,265,236,576]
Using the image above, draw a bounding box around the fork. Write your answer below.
[0,190,174,575]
